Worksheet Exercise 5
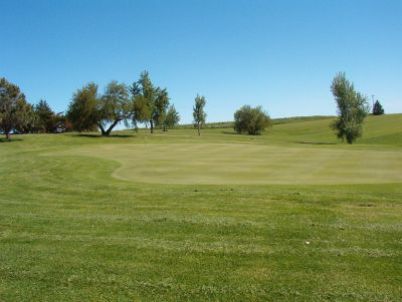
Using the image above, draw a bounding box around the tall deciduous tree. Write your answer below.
[193,95,206,136]
[14,102,36,134]
[0,77,31,139]
[153,87,170,129]
[131,71,155,133]
[35,99,55,133]
[98,81,131,136]
[131,71,170,133]
[66,83,100,132]
[164,105,180,131]
[67,82,132,136]
[331,73,369,144]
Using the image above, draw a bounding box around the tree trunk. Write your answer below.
[197,123,200,136]
[105,120,120,136]
[98,120,120,136]
[5,132,10,140]
[98,124,107,136]
[150,120,154,134]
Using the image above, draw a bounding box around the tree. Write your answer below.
[234,105,271,135]
[193,95,206,136]
[35,99,55,133]
[164,105,180,131]
[153,88,170,129]
[131,71,155,132]
[66,83,100,132]
[14,102,36,134]
[132,94,151,131]
[67,82,132,136]
[372,100,384,115]
[131,71,170,133]
[331,73,369,144]
[0,77,31,139]
[98,81,131,136]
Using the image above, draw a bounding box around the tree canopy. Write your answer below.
[193,95,207,136]
[66,72,175,135]
[67,83,100,132]
[98,81,131,136]
[164,105,180,130]
[67,81,132,136]
[331,73,369,144]
[35,99,56,133]
[131,71,170,133]
[234,105,271,135]
[0,77,32,139]
[372,100,385,115]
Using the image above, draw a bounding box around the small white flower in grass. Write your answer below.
[305,241,310,245]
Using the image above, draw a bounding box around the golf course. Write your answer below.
[1,114,401,301]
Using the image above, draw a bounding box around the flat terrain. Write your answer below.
[1,114,402,301]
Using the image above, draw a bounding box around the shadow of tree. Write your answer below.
[293,141,336,146]
[0,137,23,143]
[221,131,238,135]
[73,133,135,138]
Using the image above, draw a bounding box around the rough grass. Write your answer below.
[1,114,402,301]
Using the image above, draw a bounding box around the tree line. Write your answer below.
[66,71,180,136]
[1,72,385,143]
[0,78,70,139]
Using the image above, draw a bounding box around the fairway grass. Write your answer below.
[1,115,402,301]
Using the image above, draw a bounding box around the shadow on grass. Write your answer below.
[222,131,240,135]
[74,133,135,138]
[294,141,336,145]
[222,131,266,136]
[0,137,23,143]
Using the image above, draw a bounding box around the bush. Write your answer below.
[234,105,271,135]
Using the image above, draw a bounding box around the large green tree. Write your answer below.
[131,71,170,133]
[66,83,100,132]
[331,73,369,144]
[67,82,131,136]
[153,87,170,129]
[0,77,32,139]
[193,95,206,136]
[35,99,55,133]
[234,105,271,135]
[163,105,180,131]
[98,81,131,136]
[14,102,36,134]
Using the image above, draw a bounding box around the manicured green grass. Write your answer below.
[1,114,402,301]
[58,143,402,185]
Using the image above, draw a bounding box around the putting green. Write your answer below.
[60,143,402,185]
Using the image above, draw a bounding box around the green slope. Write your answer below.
[267,113,402,146]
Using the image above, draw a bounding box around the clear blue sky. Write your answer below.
[1,0,401,124]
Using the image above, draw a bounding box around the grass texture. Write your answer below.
[0,114,401,301]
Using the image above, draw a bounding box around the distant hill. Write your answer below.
[173,114,402,146]
[177,115,334,129]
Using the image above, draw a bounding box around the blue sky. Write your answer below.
[1,0,401,124]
